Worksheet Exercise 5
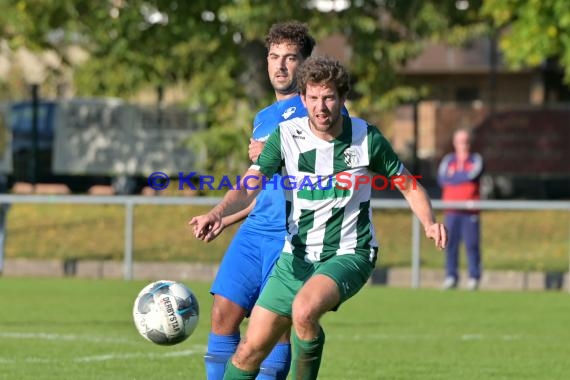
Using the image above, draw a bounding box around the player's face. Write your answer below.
[267,42,303,99]
[301,81,345,139]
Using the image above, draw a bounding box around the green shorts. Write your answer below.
[257,251,376,317]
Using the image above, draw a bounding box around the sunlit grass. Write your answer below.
[0,278,569,380]
[5,204,570,271]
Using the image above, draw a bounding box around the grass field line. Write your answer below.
[0,331,137,344]
[2,330,525,344]
[74,347,205,362]
[0,346,206,364]
[460,333,522,341]
[331,332,523,341]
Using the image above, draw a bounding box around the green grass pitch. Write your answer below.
[1,278,569,379]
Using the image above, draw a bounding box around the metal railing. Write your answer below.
[1,194,569,290]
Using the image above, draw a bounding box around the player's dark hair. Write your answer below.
[265,21,315,59]
[297,56,351,98]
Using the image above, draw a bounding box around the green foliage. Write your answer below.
[482,0,570,82]
[187,102,253,194]
[0,1,492,167]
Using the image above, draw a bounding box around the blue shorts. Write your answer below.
[210,227,285,314]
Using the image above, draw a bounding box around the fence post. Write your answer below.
[411,215,421,288]
[124,200,134,280]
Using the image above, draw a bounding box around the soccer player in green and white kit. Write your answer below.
[191,56,447,380]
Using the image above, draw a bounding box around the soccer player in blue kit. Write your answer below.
[199,21,316,380]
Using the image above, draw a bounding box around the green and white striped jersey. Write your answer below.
[253,115,403,262]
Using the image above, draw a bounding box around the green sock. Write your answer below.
[223,359,260,380]
[291,328,326,380]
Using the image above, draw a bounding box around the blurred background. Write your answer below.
[0,0,568,198]
[0,0,568,287]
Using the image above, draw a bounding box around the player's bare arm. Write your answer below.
[221,200,256,228]
[202,138,265,242]
[198,200,258,243]
[189,168,263,242]
[397,167,448,249]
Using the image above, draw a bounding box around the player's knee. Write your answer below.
[291,301,318,330]
[211,300,245,333]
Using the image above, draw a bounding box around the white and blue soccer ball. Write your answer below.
[133,280,200,346]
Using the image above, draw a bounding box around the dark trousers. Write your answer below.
[445,213,481,280]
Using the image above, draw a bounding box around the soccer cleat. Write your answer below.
[442,277,457,290]
[467,278,479,291]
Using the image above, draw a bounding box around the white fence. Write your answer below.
[0,194,568,290]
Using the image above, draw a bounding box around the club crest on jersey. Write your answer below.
[282,107,296,119]
[343,148,357,167]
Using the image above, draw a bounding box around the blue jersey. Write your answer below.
[241,96,307,238]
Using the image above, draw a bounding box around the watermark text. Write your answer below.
[147,172,421,191]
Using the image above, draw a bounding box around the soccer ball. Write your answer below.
[133,280,200,346]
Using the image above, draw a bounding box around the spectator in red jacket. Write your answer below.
[437,128,483,290]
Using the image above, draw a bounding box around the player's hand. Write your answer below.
[189,211,224,243]
[249,139,265,162]
[202,220,225,242]
[424,223,447,250]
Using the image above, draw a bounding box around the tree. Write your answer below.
[0,1,489,181]
[1,1,489,111]
[482,0,570,83]
[219,0,488,116]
